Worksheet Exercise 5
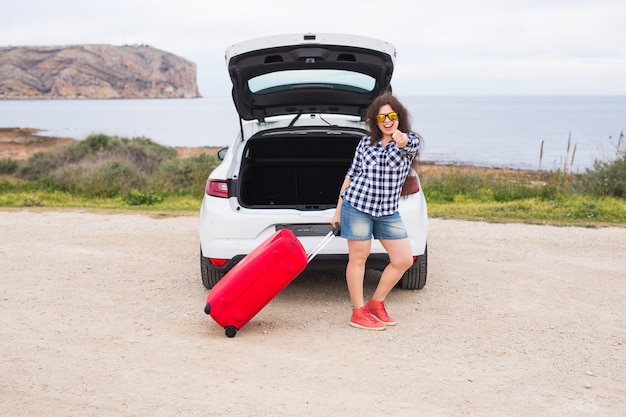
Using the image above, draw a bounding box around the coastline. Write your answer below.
[0,127,542,180]
[2,96,623,171]
[0,127,222,160]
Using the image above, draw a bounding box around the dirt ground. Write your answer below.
[0,128,77,160]
[0,210,624,416]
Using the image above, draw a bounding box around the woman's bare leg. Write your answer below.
[372,238,413,301]
[345,239,372,308]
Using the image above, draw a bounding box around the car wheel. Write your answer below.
[398,245,427,290]
[200,248,226,290]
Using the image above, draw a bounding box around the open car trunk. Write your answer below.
[236,129,364,210]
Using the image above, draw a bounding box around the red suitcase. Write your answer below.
[204,227,336,337]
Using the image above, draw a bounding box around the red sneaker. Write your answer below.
[366,299,397,326]
[350,306,386,331]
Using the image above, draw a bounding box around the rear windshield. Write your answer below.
[248,69,376,94]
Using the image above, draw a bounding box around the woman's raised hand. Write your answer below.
[392,130,408,148]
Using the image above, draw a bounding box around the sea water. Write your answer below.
[1,95,624,171]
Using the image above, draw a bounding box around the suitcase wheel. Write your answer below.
[225,326,237,338]
[204,303,211,315]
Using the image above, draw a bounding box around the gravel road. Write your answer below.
[1,210,624,416]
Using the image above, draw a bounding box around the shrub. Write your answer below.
[18,151,58,180]
[575,149,626,198]
[0,178,17,192]
[107,137,177,175]
[124,190,164,206]
[80,133,115,152]
[0,159,19,175]
[422,171,484,203]
[422,169,544,203]
[16,134,177,181]
[82,160,147,198]
[155,153,220,195]
[2,134,223,199]
[9,134,184,196]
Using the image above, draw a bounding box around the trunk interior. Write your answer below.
[237,131,363,210]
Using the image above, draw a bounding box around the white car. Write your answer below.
[199,33,428,290]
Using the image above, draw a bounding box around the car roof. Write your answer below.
[226,33,396,122]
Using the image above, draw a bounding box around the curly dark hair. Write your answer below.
[365,92,413,144]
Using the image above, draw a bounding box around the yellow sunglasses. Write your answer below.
[376,112,398,123]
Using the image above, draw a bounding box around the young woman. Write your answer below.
[331,93,422,330]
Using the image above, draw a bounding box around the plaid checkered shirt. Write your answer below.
[342,133,421,217]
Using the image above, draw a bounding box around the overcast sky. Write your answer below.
[2,0,625,97]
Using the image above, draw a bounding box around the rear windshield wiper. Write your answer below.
[287,112,302,128]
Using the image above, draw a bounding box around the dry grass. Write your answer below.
[417,161,552,186]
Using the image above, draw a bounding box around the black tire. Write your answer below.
[225,326,237,338]
[204,303,211,315]
[398,245,427,290]
[200,248,226,290]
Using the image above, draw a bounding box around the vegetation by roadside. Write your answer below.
[0,133,624,226]
[0,133,218,210]
[419,155,625,226]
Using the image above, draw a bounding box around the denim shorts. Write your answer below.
[340,200,408,241]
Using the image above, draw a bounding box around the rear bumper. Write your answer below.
[199,194,428,258]
[202,252,393,275]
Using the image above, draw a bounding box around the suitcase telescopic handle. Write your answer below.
[306,223,340,263]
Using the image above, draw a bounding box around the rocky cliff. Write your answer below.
[0,44,200,99]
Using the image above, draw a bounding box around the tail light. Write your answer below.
[206,179,229,198]
[400,175,420,196]
[209,258,228,267]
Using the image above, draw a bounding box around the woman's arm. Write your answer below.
[330,177,351,227]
